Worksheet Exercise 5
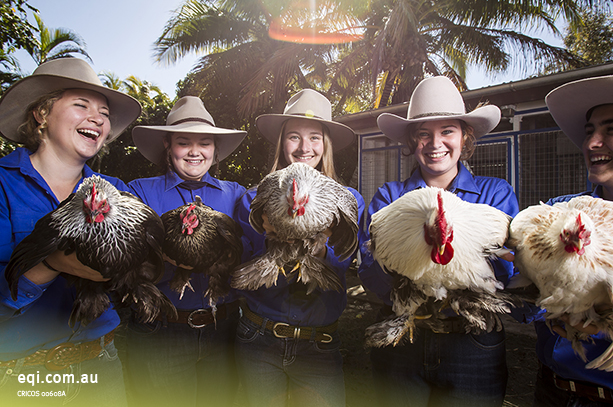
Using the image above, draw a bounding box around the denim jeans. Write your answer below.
[125,309,239,407]
[0,340,127,407]
[370,327,508,407]
[235,315,345,407]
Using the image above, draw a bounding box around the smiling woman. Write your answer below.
[0,58,141,406]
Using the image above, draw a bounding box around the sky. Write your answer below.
[13,0,565,99]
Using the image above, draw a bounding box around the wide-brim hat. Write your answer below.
[0,58,141,143]
[377,76,501,145]
[132,96,247,166]
[546,75,613,148]
[256,89,355,151]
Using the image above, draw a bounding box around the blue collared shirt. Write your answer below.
[128,170,246,310]
[535,186,613,389]
[358,163,520,307]
[235,185,365,326]
[0,148,127,361]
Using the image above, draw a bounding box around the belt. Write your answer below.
[540,363,613,403]
[0,331,115,372]
[242,306,337,343]
[157,301,238,328]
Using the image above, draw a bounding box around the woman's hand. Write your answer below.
[163,253,194,270]
[24,251,110,284]
[552,315,601,338]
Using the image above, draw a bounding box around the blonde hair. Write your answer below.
[269,119,340,182]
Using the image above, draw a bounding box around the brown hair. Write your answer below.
[404,119,477,161]
[269,119,340,182]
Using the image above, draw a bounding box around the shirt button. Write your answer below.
[26,292,34,298]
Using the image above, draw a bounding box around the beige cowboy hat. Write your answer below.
[377,76,501,144]
[256,89,355,151]
[546,75,613,148]
[132,96,247,166]
[0,58,141,143]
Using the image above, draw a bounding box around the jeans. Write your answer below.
[370,327,508,407]
[235,315,345,407]
[125,309,239,407]
[0,340,127,407]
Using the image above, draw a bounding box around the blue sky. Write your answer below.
[13,0,565,99]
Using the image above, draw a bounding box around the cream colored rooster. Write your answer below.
[508,195,613,371]
[365,187,518,347]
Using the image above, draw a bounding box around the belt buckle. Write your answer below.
[187,309,208,328]
[44,342,77,371]
[272,322,301,339]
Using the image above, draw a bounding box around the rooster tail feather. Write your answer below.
[130,282,177,323]
[231,255,280,291]
[299,255,343,294]
[364,315,413,348]
[586,341,613,371]
[69,285,111,328]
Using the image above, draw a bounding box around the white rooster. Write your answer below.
[508,195,613,371]
[365,187,520,347]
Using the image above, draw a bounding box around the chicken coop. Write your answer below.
[337,63,613,210]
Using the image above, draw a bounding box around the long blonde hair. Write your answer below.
[269,119,340,182]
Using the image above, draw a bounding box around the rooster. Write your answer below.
[508,195,613,371]
[232,162,359,294]
[5,175,176,326]
[364,187,519,347]
[161,196,243,311]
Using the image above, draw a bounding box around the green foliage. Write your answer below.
[0,0,37,54]
[564,8,613,65]
[29,14,91,65]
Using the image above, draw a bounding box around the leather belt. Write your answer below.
[540,363,613,403]
[242,306,337,343]
[0,331,115,372]
[157,301,238,328]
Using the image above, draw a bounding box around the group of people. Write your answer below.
[0,56,610,407]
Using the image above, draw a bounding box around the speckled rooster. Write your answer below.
[161,196,243,311]
[5,175,176,326]
[508,195,613,371]
[364,187,519,347]
[232,162,359,294]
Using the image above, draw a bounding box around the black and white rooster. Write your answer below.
[5,175,176,326]
[232,162,358,294]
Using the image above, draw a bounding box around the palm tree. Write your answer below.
[330,0,594,108]
[154,0,359,119]
[29,13,91,65]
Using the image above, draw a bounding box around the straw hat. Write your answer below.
[0,58,141,143]
[255,89,355,151]
[132,96,247,166]
[546,75,613,148]
[377,76,501,144]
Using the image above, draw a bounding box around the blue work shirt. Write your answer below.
[0,148,126,361]
[235,185,365,327]
[535,186,613,389]
[128,170,246,310]
[358,163,520,308]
